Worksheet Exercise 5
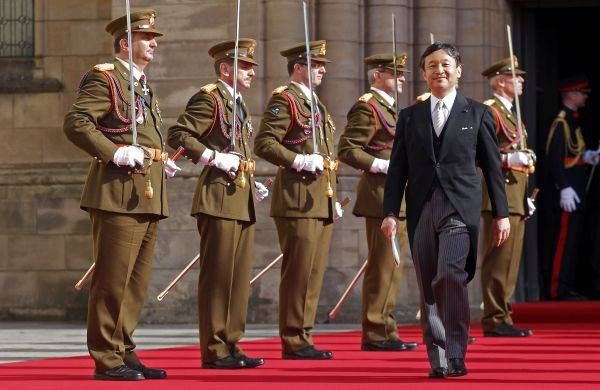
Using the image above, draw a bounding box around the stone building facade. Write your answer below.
[1,0,514,323]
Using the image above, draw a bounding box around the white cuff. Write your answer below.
[199,148,214,165]
[292,154,305,172]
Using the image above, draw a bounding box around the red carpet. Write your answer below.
[2,304,600,389]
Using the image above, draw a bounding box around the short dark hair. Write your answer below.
[287,59,306,76]
[214,58,234,77]
[419,42,461,70]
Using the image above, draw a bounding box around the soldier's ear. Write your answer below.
[119,37,129,53]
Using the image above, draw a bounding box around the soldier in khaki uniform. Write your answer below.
[480,56,535,337]
[167,39,267,369]
[64,10,179,380]
[254,40,342,360]
[338,54,418,352]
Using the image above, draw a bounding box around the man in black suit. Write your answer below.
[381,43,510,378]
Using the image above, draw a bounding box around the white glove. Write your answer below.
[333,201,344,221]
[527,197,536,216]
[292,154,324,173]
[112,145,144,168]
[583,150,600,166]
[369,158,389,174]
[560,186,580,212]
[164,158,181,178]
[255,181,269,202]
[507,151,530,167]
[213,151,240,174]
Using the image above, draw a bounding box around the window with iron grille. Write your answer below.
[0,0,34,57]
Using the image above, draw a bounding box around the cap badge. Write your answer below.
[149,13,155,26]
[318,44,326,56]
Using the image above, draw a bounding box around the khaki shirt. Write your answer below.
[338,90,400,218]
[482,97,528,216]
[168,81,256,221]
[255,83,337,219]
[63,59,168,217]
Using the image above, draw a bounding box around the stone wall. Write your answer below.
[0,0,512,323]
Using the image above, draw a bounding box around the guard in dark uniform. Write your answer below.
[338,53,417,352]
[542,76,599,300]
[168,39,267,369]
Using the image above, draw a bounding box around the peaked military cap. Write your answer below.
[558,75,591,93]
[208,38,259,65]
[481,55,525,78]
[365,53,411,73]
[280,40,331,63]
[105,9,163,38]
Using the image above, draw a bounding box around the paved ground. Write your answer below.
[0,322,358,364]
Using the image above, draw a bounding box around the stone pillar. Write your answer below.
[364,0,412,107]
[456,0,512,101]
[413,0,457,96]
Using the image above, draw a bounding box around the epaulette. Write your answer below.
[93,63,114,72]
[358,92,373,103]
[557,110,566,119]
[415,92,431,102]
[272,85,288,94]
[200,83,218,93]
[483,99,495,106]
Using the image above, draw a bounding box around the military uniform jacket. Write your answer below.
[254,83,337,219]
[545,105,589,199]
[63,59,168,217]
[167,81,256,222]
[338,90,399,218]
[482,97,528,216]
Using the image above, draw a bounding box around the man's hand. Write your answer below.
[255,181,269,202]
[492,217,510,247]
[292,154,324,173]
[112,145,144,168]
[369,158,389,174]
[381,216,399,242]
[164,158,182,178]
[333,201,344,221]
[527,196,536,216]
[213,151,241,175]
[560,186,580,212]
[506,151,531,167]
[583,149,600,166]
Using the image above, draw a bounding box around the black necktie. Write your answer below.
[236,96,246,122]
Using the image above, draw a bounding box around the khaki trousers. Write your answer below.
[197,214,255,363]
[274,217,333,353]
[480,212,525,331]
[87,209,159,372]
[361,217,404,343]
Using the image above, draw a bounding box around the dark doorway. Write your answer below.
[514,2,600,301]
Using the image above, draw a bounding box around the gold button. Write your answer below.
[302,176,306,180]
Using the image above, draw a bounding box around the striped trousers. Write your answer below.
[412,186,470,369]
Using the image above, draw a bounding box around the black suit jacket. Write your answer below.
[383,92,509,281]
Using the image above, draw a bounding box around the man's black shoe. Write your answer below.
[428,367,448,379]
[126,363,167,379]
[484,323,532,337]
[361,338,418,351]
[236,354,265,368]
[202,356,246,369]
[447,358,467,377]
[282,345,333,360]
[93,365,144,381]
